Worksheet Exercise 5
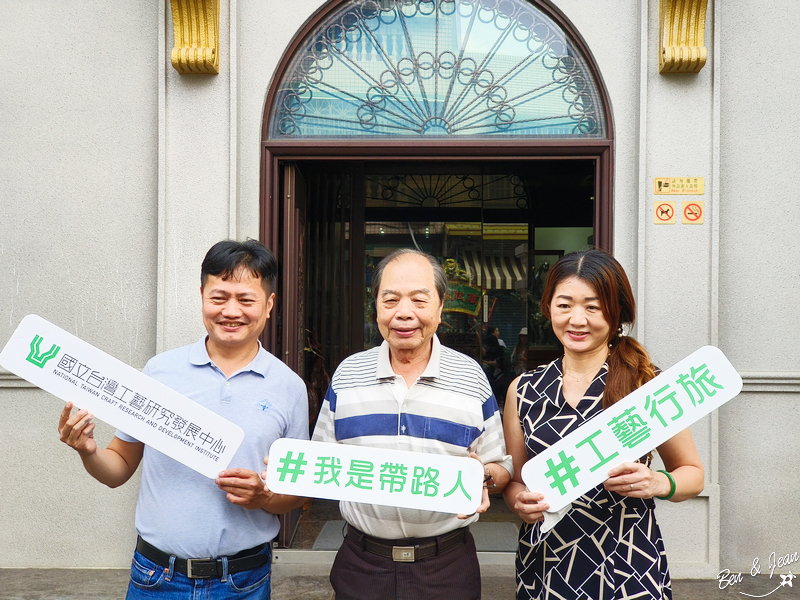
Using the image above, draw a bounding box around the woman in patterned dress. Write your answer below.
[502,249,704,599]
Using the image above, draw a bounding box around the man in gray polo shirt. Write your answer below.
[58,239,308,599]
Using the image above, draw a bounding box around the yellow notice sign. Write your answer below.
[654,201,676,224]
[654,177,705,195]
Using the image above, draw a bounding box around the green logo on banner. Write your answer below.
[26,335,60,368]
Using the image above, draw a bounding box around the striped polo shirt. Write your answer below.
[312,335,513,539]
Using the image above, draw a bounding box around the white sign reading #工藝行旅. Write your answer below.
[521,345,742,513]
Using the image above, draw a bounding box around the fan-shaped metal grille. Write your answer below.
[270,0,606,138]
[366,173,529,208]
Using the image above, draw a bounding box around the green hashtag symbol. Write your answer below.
[276,451,308,483]
[544,450,581,496]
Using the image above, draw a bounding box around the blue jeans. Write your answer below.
[126,546,271,599]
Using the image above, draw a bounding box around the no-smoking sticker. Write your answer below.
[682,201,704,224]
[653,201,676,224]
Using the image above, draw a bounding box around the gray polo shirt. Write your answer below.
[116,337,308,558]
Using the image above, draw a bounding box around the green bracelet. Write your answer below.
[655,470,676,500]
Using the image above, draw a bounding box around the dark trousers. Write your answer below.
[330,528,481,600]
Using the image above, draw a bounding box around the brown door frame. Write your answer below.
[259,0,615,354]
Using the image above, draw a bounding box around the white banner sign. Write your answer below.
[521,345,742,512]
[267,438,484,515]
[0,315,244,479]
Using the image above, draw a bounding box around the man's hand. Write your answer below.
[216,468,270,510]
[57,402,143,488]
[457,452,491,519]
[58,402,97,457]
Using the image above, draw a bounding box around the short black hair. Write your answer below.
[201,239,278,292]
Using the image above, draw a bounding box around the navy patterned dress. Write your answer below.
[515,358,672,600]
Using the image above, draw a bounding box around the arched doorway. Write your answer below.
[260,0,613,551]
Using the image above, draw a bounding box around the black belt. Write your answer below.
[346,525,468,563]
[135,536,271,579]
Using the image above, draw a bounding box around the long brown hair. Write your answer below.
[540,249,656,408]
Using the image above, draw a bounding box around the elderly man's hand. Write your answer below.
[457,452,491,519]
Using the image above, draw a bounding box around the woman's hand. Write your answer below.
[502,376,551,524]
[510,489,550,524]
[604,462,669,499]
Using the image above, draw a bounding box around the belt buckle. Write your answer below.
[186,558,215,579]
[392,546,415,562]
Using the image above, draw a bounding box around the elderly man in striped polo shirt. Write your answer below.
[312,248,513,600]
